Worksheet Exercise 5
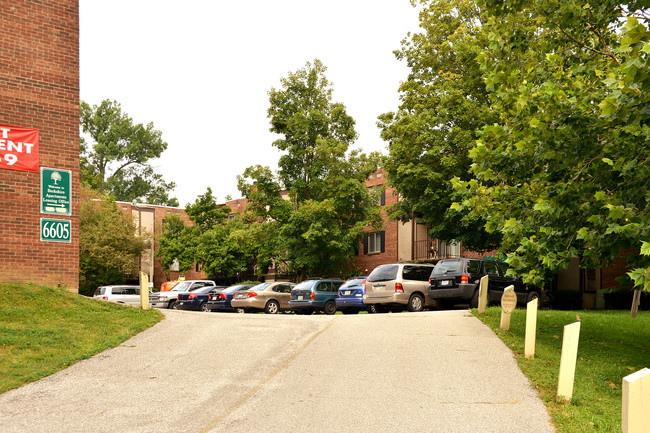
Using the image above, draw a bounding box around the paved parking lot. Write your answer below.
[0,310,553,433]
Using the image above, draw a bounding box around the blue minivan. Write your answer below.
[289,278,344,315]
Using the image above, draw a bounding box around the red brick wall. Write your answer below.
[353,169,400,275]
[0,1,79,291]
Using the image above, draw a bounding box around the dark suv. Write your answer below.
[428,258,541,309]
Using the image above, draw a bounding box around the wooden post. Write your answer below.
[622,367,650,433]
[478,275,489,314]
[139,272,150,311]
[525,298,538,359]
[557,322,581,402]
[500,285,516,331]
[630,290,641,319]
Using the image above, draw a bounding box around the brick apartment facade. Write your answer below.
[0,1,80,291]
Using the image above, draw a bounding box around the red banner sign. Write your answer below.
[0,124,39,172]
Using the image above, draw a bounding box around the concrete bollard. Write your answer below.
[622,367,650,433]
[525,297,538,359]
[139,272,150,311]
[478,275,489,314]
[499,285,516,331]
[557,321,581,402]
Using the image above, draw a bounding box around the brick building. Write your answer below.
[0,2,80,291]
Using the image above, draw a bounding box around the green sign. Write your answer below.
[40,218,71,243]
[41,167,71,215]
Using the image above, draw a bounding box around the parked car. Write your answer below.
[176,285,226,312]
[149,280,217,309]
[428,258,542,309]
[93,285,149,307]
[230,282,296,314]
[206,284,255,312]
[363,263,436,312]
[289,278,344,315]
[335,276,372,314]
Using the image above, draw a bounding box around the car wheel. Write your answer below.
[470,290,479,309]
[324,301,336,315]
[200,302,210,312]
[367,304,378,314]
[168,300,177,309]
[264,300,280,314]
[526,291,540,304]
[407,294,424,312]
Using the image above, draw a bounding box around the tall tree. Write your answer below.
[238,60,381,280]
[454,1,650,287]
[268,59,358,203]
[378,0,501,252]
[80,99,178,206]
[79,186,146,296]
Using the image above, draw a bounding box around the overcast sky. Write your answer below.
[79,1,422,207]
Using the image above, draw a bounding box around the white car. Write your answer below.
[149,280,216,309]
[93,285,146,307]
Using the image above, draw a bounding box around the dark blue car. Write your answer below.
[206,284,255,312]
[176,286,226,312]
[335,276,370,314]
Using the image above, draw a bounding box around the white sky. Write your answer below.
[79,1,421,207]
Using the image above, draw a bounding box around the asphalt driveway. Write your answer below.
[0,309,553,432]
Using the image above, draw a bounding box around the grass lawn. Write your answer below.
[0,283,163,393]
[474,307,649,433]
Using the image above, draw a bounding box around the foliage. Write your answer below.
[80,99,178,206]
[238,60,381,280]
[0,283,162,393]
[379,0,501,252]
[268,59,358,203]
[156,189,257,279]
[476,307,650,432]
[79,186,147,296]
[451,1,650,287]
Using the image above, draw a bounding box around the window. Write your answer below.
[467,260,481,273]
[484,261,501,277]
[403,266,432,282]
[368,186,385,206]
[364,231,385,254]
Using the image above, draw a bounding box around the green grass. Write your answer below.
[0,283,163,393]
[474,307,649,432]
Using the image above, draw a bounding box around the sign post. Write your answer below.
[500,285,516,330]
[525,298,538,359]
[478,275,489,314]
[557,322,581,402]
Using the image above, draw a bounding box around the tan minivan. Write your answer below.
[363,263,436,312]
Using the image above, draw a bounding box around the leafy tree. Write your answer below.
[80,99,178,206]
[157,188,257,279]
[79,186,146,296]
[238,60,382,280]
[268,59,358,203]
[453,1,650,288]
[378,0,501,252]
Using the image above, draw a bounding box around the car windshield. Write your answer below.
[293,280,316,291]
[171,282,191,291]
[367,265,398,283]
[431,260,463,275]
[341,277,366,288]
[249,283,271,292]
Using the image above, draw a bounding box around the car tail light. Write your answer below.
[219,293,227,299]
[188,293,197,299]
[395,283,404,293]
[310,291,315,300]
[248,292,258,298]
[428,278,431,284]
[461,274,469,283]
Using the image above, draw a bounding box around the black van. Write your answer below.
[428,258,541,309]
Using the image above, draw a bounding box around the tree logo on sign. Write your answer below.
[51,171,62,185]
